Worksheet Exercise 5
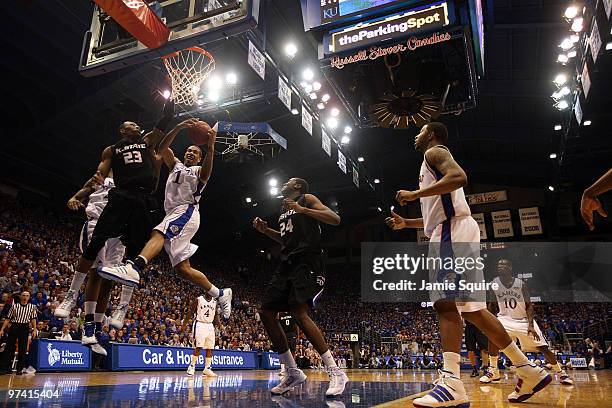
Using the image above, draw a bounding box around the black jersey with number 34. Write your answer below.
[278,194,322,259]
[111,137,156,192]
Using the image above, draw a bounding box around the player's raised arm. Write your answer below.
[199,128,216,184]
[252,217,282,243]
[144,99,176,148]
[396,147,467,205]
[581,168,611,230]
[284,194,340,226]
[68,147,112,210]
[157,119,199,169]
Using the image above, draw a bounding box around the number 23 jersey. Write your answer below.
[278,194,321,259]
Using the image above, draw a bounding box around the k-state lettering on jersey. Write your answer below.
[279,313,297,334]
[85,178,114,220]
[419,146,471,237]
[491,277,527,321]
[111,137,156,192]
[196,295,217,323]
[279,195,322,259]
[164,162,205,213]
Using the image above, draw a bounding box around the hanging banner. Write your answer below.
[322,129,332,156]
[472,213,487,240]
[582,63,591,99]
[492,210,514,238]
[278,76,291,111]
[352,165,359,188]
[466,190,507,205]
[337,149,347,173]
[248,40,266,80]
[301,105,313,135]
[519,207,543,235]
[589,20,601,64]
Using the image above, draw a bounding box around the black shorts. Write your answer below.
[83,188,160,260]
[262,254,325,311]
[465,321,488,351]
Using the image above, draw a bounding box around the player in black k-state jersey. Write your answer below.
[253,177,348,397]
[71,100,175,348]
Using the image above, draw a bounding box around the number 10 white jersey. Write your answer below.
[491,277,527,321]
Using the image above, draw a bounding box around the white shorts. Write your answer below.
[193,321,215,349]
[498,316,548,351]
[79,220,125,268]
[154,204,200,267]
[428,216,486,313]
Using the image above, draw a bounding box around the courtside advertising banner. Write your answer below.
[261,352,281,369]
[30,339,91,371]
[110,344,257,370]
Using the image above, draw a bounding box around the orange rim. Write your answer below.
[161,46,214,62]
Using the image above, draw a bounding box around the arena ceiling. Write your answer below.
[1,1,610,244]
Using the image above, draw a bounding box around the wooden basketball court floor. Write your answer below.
[0,368,610,407]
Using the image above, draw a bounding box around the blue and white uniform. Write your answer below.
[420,146,485,312]
[193,295,217,349]
[154,161,206,266]
[79,178,125,267]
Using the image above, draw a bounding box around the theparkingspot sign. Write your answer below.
[110,344,257,371]
[329,1,450,54]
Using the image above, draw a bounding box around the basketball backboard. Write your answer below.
[79,0,260,77]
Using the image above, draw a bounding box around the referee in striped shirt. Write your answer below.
[0,291,38,375]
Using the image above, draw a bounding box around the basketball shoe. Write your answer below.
[203,368,217,377]
[270,368,307,395]
[413,370,470,408]
[97,261,140,287]
[507,363,552,403]
[557,369,574,385]
[479,366,501,384]
[54,289,77,318]
[326,367,349,396]
[109,303,129,329]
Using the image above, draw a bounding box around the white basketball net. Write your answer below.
[163,47,215,106]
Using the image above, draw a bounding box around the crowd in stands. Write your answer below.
[1,193,611,369]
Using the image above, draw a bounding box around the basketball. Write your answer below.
[187,120,212,146]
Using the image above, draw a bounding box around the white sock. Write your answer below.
[552,362,562,373]
[69,271,87,293]
[279,350,297,369]
[190,354,197,367]
[205,356,212,369]
[443,352,461,378]
[206,285,220,298]
[490,355,499,369]
[120,285,134,305]
[84,301,97,315]
[280,363,286,371]
[501,342,529,367]
[321,350,338,368]
[94,313,104,323]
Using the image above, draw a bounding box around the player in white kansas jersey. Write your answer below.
[386,122,550,407]
[55,172,134,355]
[100,119,232,318]
[481,259,573,386]
[186,293,219,376]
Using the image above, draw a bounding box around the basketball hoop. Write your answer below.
[162,47,215,106]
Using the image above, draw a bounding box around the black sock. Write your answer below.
[95,322,102,332]
[132,256,147,272]
[85,314,94,323]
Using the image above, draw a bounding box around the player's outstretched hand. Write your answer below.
[580,193,607,231]
[282,198,304,213]
[252,217,268,233]
[67,197,84,211]
[385,210,405,230]
[395,190,418,205]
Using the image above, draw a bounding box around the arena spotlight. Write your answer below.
[330,107,340,117]
[321,94,331,103]
[557,53,569,63]
[302,68,314,81]
[225,72,238,85]
[549,153,557,159]
[291,108,299,115]
[377,207,382,212]
[300,81,308,88]
[564,6,578,19]
[304,84,313,94]
[270,187,279,196]
[559,38,574,50]
[245,197,252,203]
[310,92,318,100]
[312,81,322,91]
[567,50,577,58]
[268,178,278,187]
[559,86,571,96]
[340,135,350,144]
[327,117,339,129]
[548,186,555,192]
[553,74,567,86]
[260,249,265,253]
[551,91,561,100]
[162,89,171,99]
[571,17,583,32]
[317,103,325,110]
[569,34,580,43]
[554,124,562,131]
[208,90,220,102]
[556,100,569,110]
[284,42,298,58]
[196,99,204,106]
[207,75,222,90]
[344,126,352,134]
[358,156,365,162]
[374,178,380,184]
[583,120,592,126]
[606,42,612,50]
